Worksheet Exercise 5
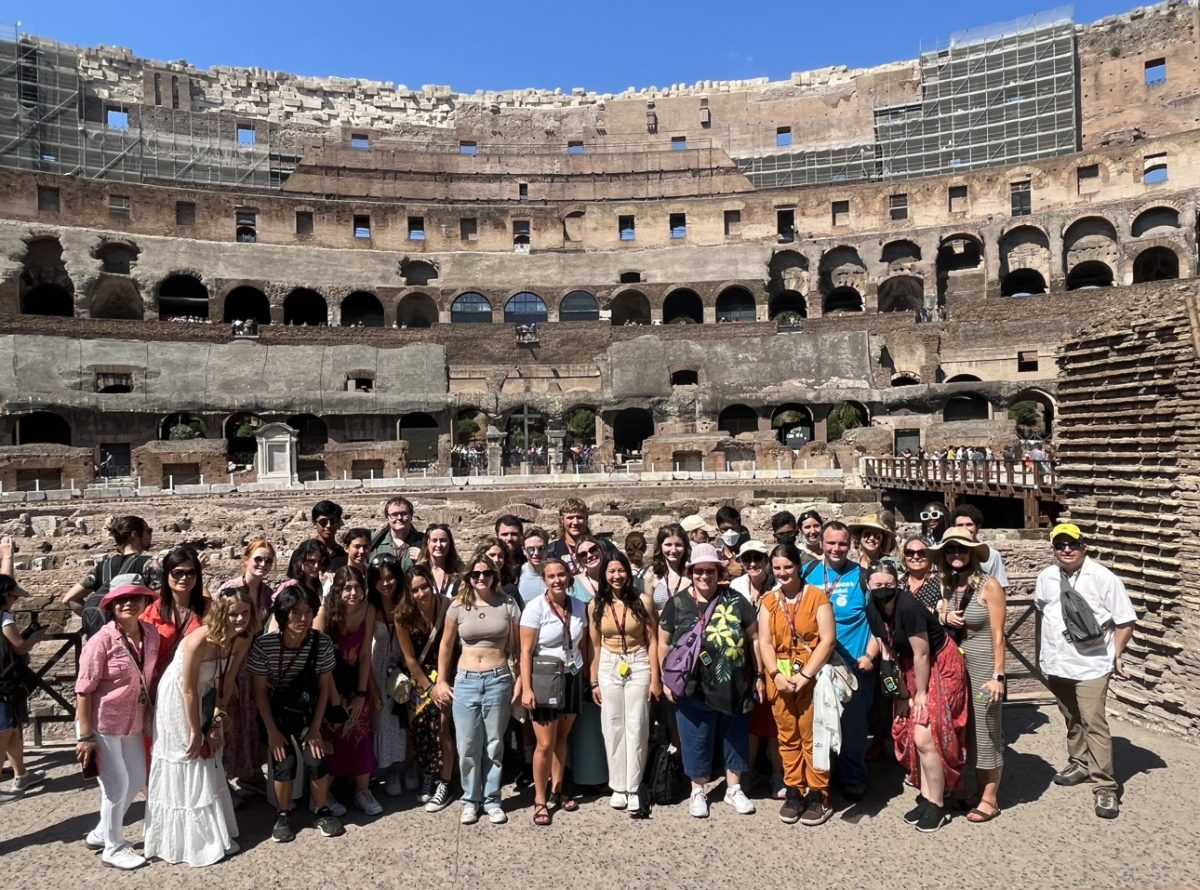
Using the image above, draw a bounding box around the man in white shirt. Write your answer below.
[1034,522,1136,820]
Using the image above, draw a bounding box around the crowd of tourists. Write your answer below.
[0,495,1135,869]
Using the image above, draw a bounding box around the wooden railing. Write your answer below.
[10,608,83,747]
[863,457,1058,493]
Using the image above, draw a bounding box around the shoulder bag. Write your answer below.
[387,597,447,704]
[662,593,722,699]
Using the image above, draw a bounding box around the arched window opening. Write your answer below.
[718,404,758,437]
[397,292,438,328]
[400,412,440,466]
[559,291,600,322]
[768,290,807,322]
[824,287,863,313]
[1000,269,1048,297]
[1132,247,1179,283]
[157,274,209,320]
[771,404,813,448]
[160,413,205,441]
[284,288,327,326]
[14,411,71,446]
[877,275,924,312]
[222,286,270,324]
[224,412,261,466]
[827,402,867,442]
[20,283,74,317]
[451,292,493,324]
[612,408,654,458]
[504,292,548,325]
[663,289,703,325]
[715,287,756,324]
[671,370,699,387]
[287,414,328,454]
[1066,261,1114,291]
[1132,207,1180,238]
[341,291,384,327]
[944,394,991,422]
[610,290,650,326]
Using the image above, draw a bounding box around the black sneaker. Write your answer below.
[1094,789,1119,819]
[903,795,928,825]
[418,773,437,804]
[916,803,951,833]
[271,811,295,843]
[513,764,534,790]
[779,788,802,824]
[314,807,345,838]
[1053,763,1092,786]
[799,794,833,826]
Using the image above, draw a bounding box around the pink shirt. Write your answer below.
[75,621,160,736]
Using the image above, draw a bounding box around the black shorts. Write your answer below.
[268,733,330,783]
[531,670,583,724]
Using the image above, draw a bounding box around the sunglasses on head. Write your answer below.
[903,548,928,559]
[1053,540,1083,552]
[920,511,945,521]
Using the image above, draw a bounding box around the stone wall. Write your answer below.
[131,439,228,487]
[1055,287,1200,736]
[0,445,93,491]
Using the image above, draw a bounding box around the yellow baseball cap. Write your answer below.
[1050,522,1082,542]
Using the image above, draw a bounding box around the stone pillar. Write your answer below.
[486,424,504,476]
[548,427,566,473]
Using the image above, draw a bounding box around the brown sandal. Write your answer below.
[967,803,1002,823]
[533,802,552,826]
[552,790,579,812]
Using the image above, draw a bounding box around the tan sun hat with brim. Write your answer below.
[735,539,770,560]
[847,513,896,537]
[680,514,708,534]
[928,527,989,563]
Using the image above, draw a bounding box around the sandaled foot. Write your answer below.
[967,803,1002,823]
[533,802,552,826]
[552,790,578,812]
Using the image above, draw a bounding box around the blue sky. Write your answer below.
[18,1,1138,93]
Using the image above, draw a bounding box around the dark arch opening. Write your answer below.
[769,290,807,321]
[877,275,924,312]
[158,274,209,320]
[14,411,71,446]
[663,289,703,324]
[401,260,439,286]
[341,291,384,327]
[613,407,654,457]
[504,292,548,325]
[20,283,74,317]
[827,401,867,441]
[287,414,328,455]
[96,242,139,274]
[944,394,991,422]
[397,292,438,328]
[1132,207,1180,238]
[1132,247,1179,283]
[945,374,982,383]
[559,290,600,322]
[671,369,699,386]
[771,404,813,448]
[222,286,270,324]
[451,292,493,324]
[824,287,863,313]
[284,288,327,326]
[1009,391,1055,439]
[400,412,440,466]
[936,235,983,301]
[891,372,921,387]
[881,239,922,266]
[160,413,205,441]
[718,404,758,437]
[224,412,261,465]
[1001,269,1048,297]
[610,290,651,326]
[1066,261,1114,291]
[715,287,756,324]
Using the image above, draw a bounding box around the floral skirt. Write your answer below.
[892,640,969,792]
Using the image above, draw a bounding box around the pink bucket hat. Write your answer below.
[99,583,157,611]
[686,542,727,569]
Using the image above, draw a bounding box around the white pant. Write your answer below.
[598,647,651,794]
[94,733,146,856]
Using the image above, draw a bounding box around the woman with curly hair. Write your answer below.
[287,539,328,613]
[144,586,259,866]
[315,565,380,816]
[588,551,660,813]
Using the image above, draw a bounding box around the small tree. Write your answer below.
[168,421,203,441]
[565,408,596,447]
[456,417,480,444]
[235,418,260,438]
[827,402,865,442]
[1008,400,1042,435]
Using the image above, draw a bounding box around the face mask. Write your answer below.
[720,529,740,548]
[870,586,899,606]
[775,532,797,546]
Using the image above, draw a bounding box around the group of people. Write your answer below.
[0,492,1137,869]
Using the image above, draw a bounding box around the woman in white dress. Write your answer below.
[368,553,407,796]
[144,586,259,867]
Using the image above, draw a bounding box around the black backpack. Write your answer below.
[81,553,153,638]
[1059,573,1109,644]
[644,741,689,808]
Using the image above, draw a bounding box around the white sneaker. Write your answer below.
[355,789,383,816]
[102,846,147,870]
[484,804,507,824]
[460,802,480,825]
[609,791,628,809]
[85,828,105,849]
[627,792,640,812]
[724,784,756,815]
[12,769,45,792]
[310,794,348,818]
[689,789,710,819]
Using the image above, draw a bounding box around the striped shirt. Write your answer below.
[247,631,336,694]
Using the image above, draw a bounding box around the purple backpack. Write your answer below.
[662,594,721,699]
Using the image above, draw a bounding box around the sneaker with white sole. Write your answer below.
[384,765,405,798]
[484,804,507,824]
[418,773,437,804]
[314,807,345,838]
[0,791,16,806]
[355,789,383,816]
[689,789,710,819]
[12,769,45,793]
[310,793,347,818]
[460,802,480,825]
[627,792,640,813]
[724,784,756,815]
[271,811,295,843]
[425,780,452,812]
[609,791,628,809]
[102,846,147,870]
[85,828,105,849]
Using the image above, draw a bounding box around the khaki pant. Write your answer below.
[1045,673,1116,792]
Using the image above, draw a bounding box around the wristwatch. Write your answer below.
[993,674,1006,683]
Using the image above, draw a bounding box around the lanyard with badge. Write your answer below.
[608,601,634,683]
[116,625,152,708]
[779,588,810,678]
[546,594,579,675]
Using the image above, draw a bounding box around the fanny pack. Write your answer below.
[530,655,566,709]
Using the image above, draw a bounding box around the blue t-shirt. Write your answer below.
[806,561,869,662]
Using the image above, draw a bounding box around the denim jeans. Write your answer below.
[675,695,750,781]
[452,667,513,806]
[836,663,876,789]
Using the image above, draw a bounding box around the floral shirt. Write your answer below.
[661,587,758,716]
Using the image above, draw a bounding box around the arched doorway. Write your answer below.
[1001,269,1048,296]
[504,292,548,325]
[1066,261,1114,290]
[284,288,327,326]
[943,394,991,422]
[663,289,703,324]
[827,401,867,441]
[224,412,261,466]
[396,293,438,328]
[559,291,599,322]
[222,286,270,324]
[20,237,75,317]
[936,234,983,302]
[610,290,651,326]
[715,287,756,323]
[1132,207,1180,238]
[718,404,758,437]
[20,283,74,317]
[1132,247,1179,283]
[450,292,493,323]
[400,412,440,467]
[612,408,654,458]
[504,405,547,467]
[14,411,71,445]
[1008,391,1055,439]
[771,404,813,448]
[824,287,863,313]
[341,291,384,327]
[877,275,924,312]
[401,260,439,286]
[157,274,208,320]
[768,290,807,322]
[286,414,328,454]
[160,413,205,440]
